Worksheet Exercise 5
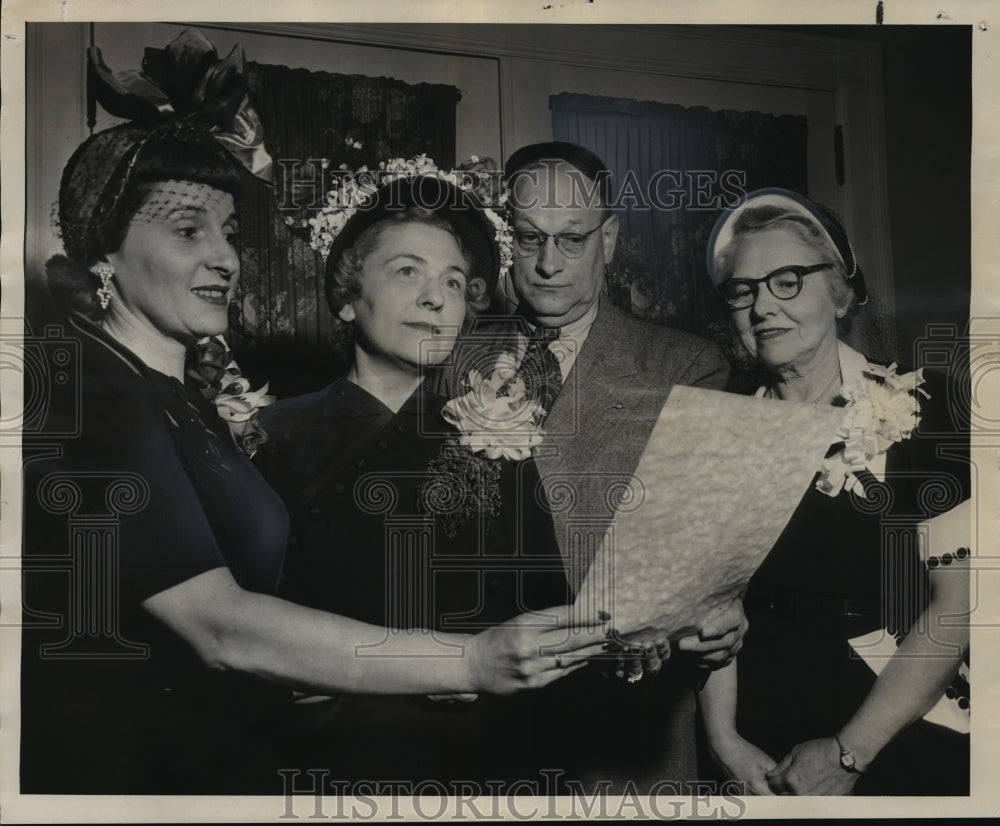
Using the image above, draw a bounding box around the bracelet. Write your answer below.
[924,546,970,570]
[945,670,971,711]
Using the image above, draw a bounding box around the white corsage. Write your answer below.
[816,362,928,497]
[420,354,544,537]
[442,352,546,461]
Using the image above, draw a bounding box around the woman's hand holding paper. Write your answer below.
[467,605,610,694]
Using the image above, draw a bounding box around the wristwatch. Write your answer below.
[834,734,863,773]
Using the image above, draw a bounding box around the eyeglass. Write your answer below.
[511,221,606,259]
[720,263,833,310]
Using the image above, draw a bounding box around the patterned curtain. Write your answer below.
[233,61,461,397]
[551,92,808,390]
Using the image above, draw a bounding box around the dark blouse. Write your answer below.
[257,377,571,786]
[734,367,971,795]
[20,314,289,794]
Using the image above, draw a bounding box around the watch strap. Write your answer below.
[834,733,863,774]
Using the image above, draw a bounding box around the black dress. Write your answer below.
[20,314,289,794]
[734,367,970,795]
[257,377,571,789]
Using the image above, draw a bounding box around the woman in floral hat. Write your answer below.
[21,31,607,795]
[698,188,970,795]
[256,170,586,788]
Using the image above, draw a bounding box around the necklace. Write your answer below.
[766,369,842,405]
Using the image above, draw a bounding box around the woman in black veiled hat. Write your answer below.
[21,30,604,795]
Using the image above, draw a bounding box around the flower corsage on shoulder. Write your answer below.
[816,362,928,497]
[420,353,545,537]
[188,337,275,458]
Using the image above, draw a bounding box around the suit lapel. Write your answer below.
[544,301,641,456]
[537,302,648,587]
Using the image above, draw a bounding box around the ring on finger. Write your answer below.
[555,654,563,668]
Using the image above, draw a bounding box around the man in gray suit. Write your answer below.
[459,142,746,791]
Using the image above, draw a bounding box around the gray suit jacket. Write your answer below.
[536,300,729,592]
[445,299,729,589]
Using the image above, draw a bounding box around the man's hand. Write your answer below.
[676,597,748,670]
[765,738,861,795]
[601,635,670,684]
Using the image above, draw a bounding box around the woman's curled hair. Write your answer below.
[327,207,491,317]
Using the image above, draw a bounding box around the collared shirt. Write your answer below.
[521,299,601,381]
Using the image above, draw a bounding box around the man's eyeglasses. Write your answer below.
[720,263,833,310]
[511,221,606,259]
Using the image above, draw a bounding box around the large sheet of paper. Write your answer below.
[576,385,847,639]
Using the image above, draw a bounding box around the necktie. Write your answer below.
[520,327,562,415]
